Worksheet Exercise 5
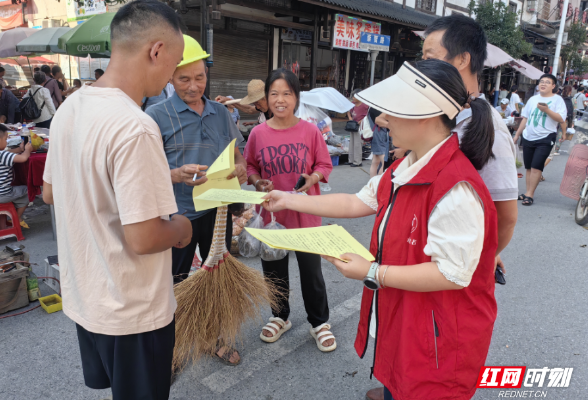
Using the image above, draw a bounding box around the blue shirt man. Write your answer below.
[144,36,247,338]
[147,91,244,220]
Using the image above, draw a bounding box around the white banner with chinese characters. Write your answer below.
[332,14,381,52]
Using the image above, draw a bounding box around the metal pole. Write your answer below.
[553,0,570,76]
[309,9,319,89]
[369,50,379,86]
[493,68,501,107]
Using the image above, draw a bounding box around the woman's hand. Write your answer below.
[262,190,289,212]
[321,253,372,281]
[255,179,274,192]
[295,173,319,193]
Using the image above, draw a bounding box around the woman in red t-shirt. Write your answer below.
[244,68,335,352]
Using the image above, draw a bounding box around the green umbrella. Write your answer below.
[16,27,71,54]
[58,13,115,57]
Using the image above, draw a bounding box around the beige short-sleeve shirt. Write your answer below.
[44,85,178,336]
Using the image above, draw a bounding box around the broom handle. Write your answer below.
[202,205,229,270]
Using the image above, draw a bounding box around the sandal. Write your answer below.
[517,173,523,178]
[310,323,337,352]
[522,197,534,206]
[540,175,545,182]
[260,317,292,343]
[215,342,241,366]
[518,193,526,200]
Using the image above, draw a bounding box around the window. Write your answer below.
[509,1,517,13]
[416,0,436,13]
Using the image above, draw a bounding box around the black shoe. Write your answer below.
[350,163,363,167]
[342,161,351,165]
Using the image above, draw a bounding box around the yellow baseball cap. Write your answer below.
[177,35,210,68]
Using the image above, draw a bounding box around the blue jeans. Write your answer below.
[384,387,394,400]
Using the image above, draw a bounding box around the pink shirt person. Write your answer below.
[245,119,332,229]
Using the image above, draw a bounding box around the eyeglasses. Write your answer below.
[539,80,554,85]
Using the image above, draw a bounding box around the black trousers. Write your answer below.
[261,251,329,328]
[75,319,175,400]
[172,208,233,283]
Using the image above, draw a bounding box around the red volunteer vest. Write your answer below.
[354,135,498,400]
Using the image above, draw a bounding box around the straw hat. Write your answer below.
[240,79,265,105]
[355,62,462,120]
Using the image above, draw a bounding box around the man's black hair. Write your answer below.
[40,65,51,75]
[539,73,557,85]
[52,65,62,76]
[33,67,40,72]
[424,14,487,75]
[579,86,585,92]
[95,69,104,75]
[111,0,184,46]
[0,67,4,73]
[0,124,8,138]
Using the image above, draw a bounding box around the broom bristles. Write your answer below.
[173,253,282,371]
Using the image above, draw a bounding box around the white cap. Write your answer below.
[500,98,510,105]
[354,62,462,120]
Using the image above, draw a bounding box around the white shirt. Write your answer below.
[455,95,518,201]
[522,94,567,141]
[509,92,521,111]
[495,104,514,117]
[43,85,178,336]
[358,136,485,337]
[23,85,56,123]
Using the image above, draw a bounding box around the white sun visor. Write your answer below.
[354,62,463,120]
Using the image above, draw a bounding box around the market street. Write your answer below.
[0,143,586,400]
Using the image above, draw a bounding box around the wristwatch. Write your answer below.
[363,262,380,290]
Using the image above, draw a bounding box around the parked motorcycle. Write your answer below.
[561,110,588,226]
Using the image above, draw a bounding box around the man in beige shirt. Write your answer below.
[42,1,190,399]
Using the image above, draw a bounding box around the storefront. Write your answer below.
[281,28,340,91]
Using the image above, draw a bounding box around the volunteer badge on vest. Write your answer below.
[407,214,418,246]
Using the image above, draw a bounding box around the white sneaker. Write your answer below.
[553,152,560,156]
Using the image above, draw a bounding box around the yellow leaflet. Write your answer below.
[194,189,267,204]
[192,139,240,211]
[245,224,374,262]
[205,139,236,177]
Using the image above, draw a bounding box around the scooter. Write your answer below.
[564,110,588,226]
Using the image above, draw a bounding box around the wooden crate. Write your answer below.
[0,265,30,314]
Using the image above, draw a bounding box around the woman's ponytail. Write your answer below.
[460,97,494,170]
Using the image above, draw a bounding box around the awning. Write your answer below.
[300,0,438,28]
[511,60,544,80]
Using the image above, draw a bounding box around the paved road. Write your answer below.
[1,141,586,400]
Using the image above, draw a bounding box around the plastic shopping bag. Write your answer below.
[297,103,333,139]
[259,212,289,261]
[238,210,264,258]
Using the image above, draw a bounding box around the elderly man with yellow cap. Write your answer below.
[215,79,273,126]
[146,35,246,366]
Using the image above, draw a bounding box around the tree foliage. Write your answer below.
[468,0,533,59]
[561,23,588,77]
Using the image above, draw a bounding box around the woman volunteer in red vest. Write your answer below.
[262,59,498,400]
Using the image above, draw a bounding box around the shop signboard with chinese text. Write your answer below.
[359,32,390,52]
[332,14,381,52]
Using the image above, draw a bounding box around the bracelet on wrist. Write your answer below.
[254,179,261,189]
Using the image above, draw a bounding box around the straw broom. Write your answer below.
[173,205,281,371]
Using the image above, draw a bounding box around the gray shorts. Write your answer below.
[0,185,29,209]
